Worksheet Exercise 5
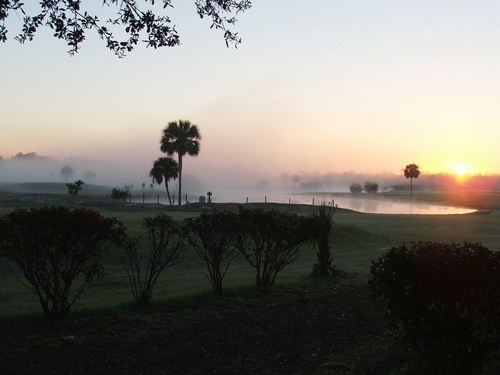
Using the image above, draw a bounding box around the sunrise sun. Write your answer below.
[455,164,467,176]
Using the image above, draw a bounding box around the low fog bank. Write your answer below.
[0,153,145,187]
[0,153,401,197]
[2,153,500,203]
[205,171,500,203]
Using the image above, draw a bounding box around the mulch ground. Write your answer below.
[0,282,409,375]
[1,282,498,375]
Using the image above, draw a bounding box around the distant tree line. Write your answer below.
[349,181,379,193]
[12,152,49,160]
[279,167,500,193]
[349,164,421,195]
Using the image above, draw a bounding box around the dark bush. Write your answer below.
[309,203,337,276]
[111,187,129,201]
[349,182,363,193]
[370,242,500,375]
[363,180,379,193]
[123,213,186,305]
[0,206,125,318]
[66,179,84,195]
[184,210,240,295]
[235,208,313,288]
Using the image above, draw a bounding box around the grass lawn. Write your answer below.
[0,183,499,317]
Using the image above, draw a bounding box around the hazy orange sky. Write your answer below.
[1,1,500,187]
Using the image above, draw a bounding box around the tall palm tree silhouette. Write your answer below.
[403,164,421,198]
[160,120,201,205]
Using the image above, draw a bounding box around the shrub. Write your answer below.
[66,179,84,195]
[349,182,363,193]
[363,180,379,193]
[184,210,240,295]
[111,187,129,201]
[235,208,313,288]
[370,242,500,375]
[123,213,186,305]
[309,203,337,276]
[0,206,125,318]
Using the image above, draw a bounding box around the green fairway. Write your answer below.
[0,186,499,317]
[330,210,500,275]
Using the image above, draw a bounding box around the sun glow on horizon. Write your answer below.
[455,164,467,177]
[431,159,489,177]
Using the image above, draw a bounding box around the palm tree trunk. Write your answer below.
[178,155,183,206]
[410,178,413,199]
[165,182,172,205]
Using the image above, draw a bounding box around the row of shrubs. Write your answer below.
[0,205,335,318]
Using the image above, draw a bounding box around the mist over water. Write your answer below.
[0,153,396,192]
[0,153,485,214]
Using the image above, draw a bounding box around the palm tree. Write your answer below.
[403,163,421,198]
[160,120,202,205]
[149,157,179,205]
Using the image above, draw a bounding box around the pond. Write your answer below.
[285,193,476,215]
[132,190,476,215]
[213,191,475,215]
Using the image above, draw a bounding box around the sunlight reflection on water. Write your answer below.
[291,193,475,215]
[335,197,475,215]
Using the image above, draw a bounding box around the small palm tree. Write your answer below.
[160,120,201,205]
[311,202,337,277]
[403,163,421,198]
[149,157,179,205]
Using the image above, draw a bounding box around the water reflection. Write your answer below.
[298,193,475,215]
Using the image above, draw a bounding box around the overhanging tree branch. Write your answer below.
[0,0,252,57]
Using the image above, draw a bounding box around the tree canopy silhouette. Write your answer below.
[0,1,252,57]
[60,165,73,181]
[149,156,179,206]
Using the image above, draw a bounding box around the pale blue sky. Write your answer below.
[1,1,500,187]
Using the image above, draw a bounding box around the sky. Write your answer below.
[1,1,500,190]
